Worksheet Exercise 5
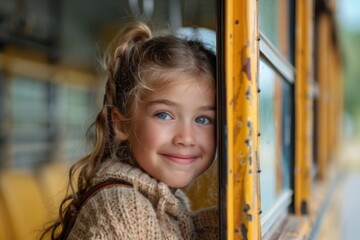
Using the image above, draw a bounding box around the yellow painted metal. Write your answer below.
[329,36,336,162]
[330,29,343,161]
[329,36,343,162]
[294,0,314,215]
[225,0,261,239]
[316,13,330,180]
[0,49,98,87]
[335,49,343,157]
[316,11,343,178]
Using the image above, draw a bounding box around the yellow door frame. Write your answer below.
[224,0,261,239]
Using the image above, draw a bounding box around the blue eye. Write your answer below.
[155,112,172,120]
[195,117,211,125]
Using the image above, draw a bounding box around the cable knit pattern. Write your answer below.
[67,159,219,239]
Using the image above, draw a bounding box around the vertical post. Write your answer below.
[316,13,330,180]
[294,0,314,215]
[225,0,261,239]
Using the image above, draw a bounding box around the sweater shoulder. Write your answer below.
[85,185,156,214]
[68,186,161,239]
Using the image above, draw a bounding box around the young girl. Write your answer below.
[43,21,218,239]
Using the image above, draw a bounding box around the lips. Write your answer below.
[160,154,198,164]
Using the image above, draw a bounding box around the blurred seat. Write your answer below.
[0,169,47,240]
[0,195,14,240]
[38,161,70,219]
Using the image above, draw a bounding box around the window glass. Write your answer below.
[259,60,292,214]
[11,77,48,136]
[281,80,293,190]
[259,0,292,61]
[10,76,51,167]
[259,0,279,47]
[259,60,277,213]
[61,85,94,162]
[8,76,96,167]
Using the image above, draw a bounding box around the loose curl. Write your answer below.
[41,21,216,239]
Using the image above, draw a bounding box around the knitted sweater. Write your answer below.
[67,160,219,239]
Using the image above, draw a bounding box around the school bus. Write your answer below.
[216,0,342,239]
[0,0,342,239]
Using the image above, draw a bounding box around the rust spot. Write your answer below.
[235,19,239,24]
[243,204,250,213]
[255,150,259,165]
[242,58,251,81]
[241,224,248,240]
[301,201,308,214]
[247,120,252,136]
[240,159,246,166]
[245,87,251,100]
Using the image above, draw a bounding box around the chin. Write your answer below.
[166,180,191,189]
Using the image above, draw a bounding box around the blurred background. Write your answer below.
[338,0,360,140]
[0,1,217,239]
[337,1,360,239]
[0,0,359,239]
[0,0,216,170]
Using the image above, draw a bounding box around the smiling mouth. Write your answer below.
[160,154,198,164]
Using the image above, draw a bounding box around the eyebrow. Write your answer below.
[147,99,215,111]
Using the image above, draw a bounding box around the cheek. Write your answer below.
[132,121,164,149]
[201,127,216,154]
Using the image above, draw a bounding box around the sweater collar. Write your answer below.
[91,159,191,217]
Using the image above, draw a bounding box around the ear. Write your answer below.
[111,109,129,141]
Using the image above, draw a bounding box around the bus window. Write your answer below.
[62,85,96,162]
[258,0,296,235]
[259,59,293,235]
[259,0,293,61]
[10,76,52,168]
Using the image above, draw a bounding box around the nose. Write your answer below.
[172,122,196,146]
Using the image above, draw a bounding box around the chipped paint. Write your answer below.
[243,204,251,213]
[245,87,251,100]
[242,57,252,81]
[247,120,253,136]
[225,0,260,239]
[241,224,248,240]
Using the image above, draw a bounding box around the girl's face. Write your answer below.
[128,78,216,188]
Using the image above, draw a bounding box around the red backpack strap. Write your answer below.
[57,180,131,240]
